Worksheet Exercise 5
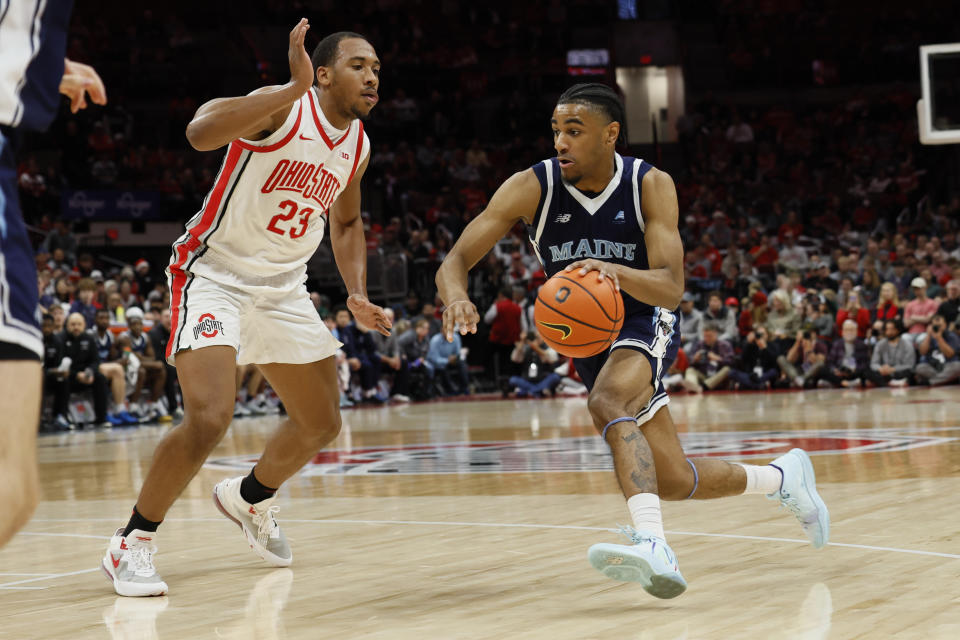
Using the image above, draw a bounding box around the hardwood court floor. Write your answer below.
[2,387,959,639]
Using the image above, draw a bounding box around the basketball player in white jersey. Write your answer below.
[102,20,391,596]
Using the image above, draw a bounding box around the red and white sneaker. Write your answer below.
[101,528,168,597]
[213,477,292,567]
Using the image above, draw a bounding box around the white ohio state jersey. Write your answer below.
[170,87,369,283]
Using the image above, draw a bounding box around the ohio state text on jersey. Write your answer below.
[168,87,370,283]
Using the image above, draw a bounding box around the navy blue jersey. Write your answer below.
[527,154,660,318]
[0,0,74,130]
[124,332,148,355]
[94,329,113,361]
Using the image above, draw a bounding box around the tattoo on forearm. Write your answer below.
[622,431,639,443]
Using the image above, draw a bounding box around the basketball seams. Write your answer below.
[554,274,621,324]
[535,297,614,334]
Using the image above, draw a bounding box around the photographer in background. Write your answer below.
[506,331,561,398]
[728,326,780,390]
[777,329,828,389]
[914,314,960,386]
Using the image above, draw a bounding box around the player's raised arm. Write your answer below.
[436,168,541,341]
[185,19,314,151]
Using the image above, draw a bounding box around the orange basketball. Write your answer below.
[534,269,624,358]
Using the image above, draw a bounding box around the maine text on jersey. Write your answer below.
[548,238,638,262]
[261,160,342,212]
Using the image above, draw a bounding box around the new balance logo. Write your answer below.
[555,213,572,223]
[613,210,626,223]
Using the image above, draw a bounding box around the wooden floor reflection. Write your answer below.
[2,387,959,639]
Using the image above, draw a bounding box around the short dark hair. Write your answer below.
[557,83,627,144]
[95,308,110,316]
[311,31,369,85]
[333,304,349,315]
[708,290,723,302]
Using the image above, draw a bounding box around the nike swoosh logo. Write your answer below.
[539,321,572,340]
[299,134,314,141]
[111,553,121,569]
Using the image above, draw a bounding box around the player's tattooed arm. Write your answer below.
[567,169,684,310]
[185,19,314,151]
[437,169,540,341]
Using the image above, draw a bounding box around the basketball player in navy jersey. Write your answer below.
[437,84,829,599]
[1,0,106,548]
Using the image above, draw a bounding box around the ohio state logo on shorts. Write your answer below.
[193,313,225,340]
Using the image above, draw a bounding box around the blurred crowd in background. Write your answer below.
[19,1,960,430]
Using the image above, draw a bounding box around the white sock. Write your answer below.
[627,493,665,539]
[736,463,783,495]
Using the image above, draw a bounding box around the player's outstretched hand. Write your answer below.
[347,294,392,336]
[59,58,106,113]
[442,300,479,342]
[288,18,313,91]
[564,259,620,292]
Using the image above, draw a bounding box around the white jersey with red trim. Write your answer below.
[170,87,370,284]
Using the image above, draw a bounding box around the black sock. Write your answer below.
[123,505,162,537]
[239,467,278,504]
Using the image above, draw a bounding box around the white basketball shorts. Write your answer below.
[165,261,341,366]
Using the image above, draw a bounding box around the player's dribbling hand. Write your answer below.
[59,59,106,113]
[564,259,620,292]
[288,18,313,91]
[443,300,479,342]
[347,293,392,336]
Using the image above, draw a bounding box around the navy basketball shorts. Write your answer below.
[0,126,42,360]
[573,309,680,426]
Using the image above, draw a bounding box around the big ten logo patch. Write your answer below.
[194,313,225,340]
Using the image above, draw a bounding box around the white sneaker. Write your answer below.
[769,448,830,549]
[101,528,168,597]
[234,401,252,417]
[213,477,292,567]
[391,394,411,403]
[243,398,265,415]
[889,378,908,387]
[587,526,687,599]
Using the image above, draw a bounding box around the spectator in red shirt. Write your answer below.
[777,210,804,244]
[836,289,871,338]
[875,282,901,323]
[484,287,523,382]
[750,235,779,273]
